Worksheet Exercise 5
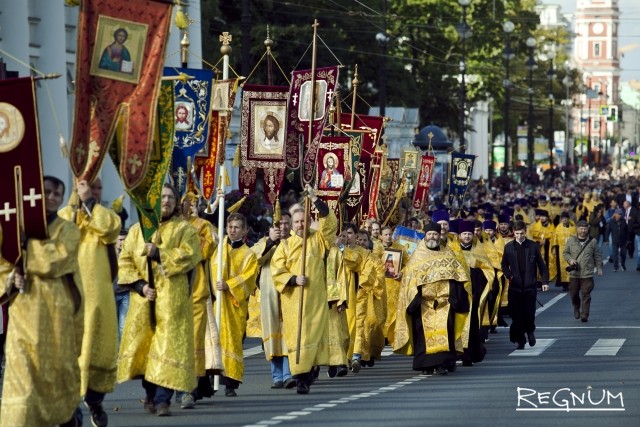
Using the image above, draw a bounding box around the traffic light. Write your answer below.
[608,105,618,122]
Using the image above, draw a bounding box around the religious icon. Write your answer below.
[90,16,148,84]
[0,103,25,153]
[318,152,343,190]
[298,80,327,122]
[252,106,286,157]
[174,102,194,131]
[383,249,402,278]
[403,151,418,169]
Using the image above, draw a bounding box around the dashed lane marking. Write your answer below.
[508,339,556,356]
[242,375,428,427]
[585,338,626,356]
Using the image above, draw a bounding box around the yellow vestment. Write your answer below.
[529,220,557,282]
[552,222,576,283]
[211,238,258,382]
[382,241,409,347]
[0,217,84,426]
[271,211,337,375]
[117,217,202,392]
[59,203,120,395]
[326,244,349,366]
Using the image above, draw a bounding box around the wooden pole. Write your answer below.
[296,20,319,365]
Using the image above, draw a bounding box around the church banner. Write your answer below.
[0,77,48,264]
[164,67,215,197]
[375,157,402,224]
[337,113,384,224]
[412,154,436,211]
[447,152,475,207]
[71,0,173,188]
[110,80,174,243]
[285,66,339,183]
[315,136,352,221]
[193,78,238,200]
[239,84,289,205]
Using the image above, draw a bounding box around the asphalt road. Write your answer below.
[90,259,640,426]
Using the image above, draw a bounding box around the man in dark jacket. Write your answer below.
[501,220,549,350]
[605,208,629,271]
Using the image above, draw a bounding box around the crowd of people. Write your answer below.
[3,169,638,426]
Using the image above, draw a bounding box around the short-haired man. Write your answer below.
[501,220,549,350]
[211,212,259,397]
[563,220,603,322]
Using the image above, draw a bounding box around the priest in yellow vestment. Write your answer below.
[58,178,120,425]
[271,186,337,394]
[117,184,202,416]
[380,225,409,347]
[326,234,349,378]
[394,221,471,375]
[528,209,557,283]
[211,212,259,397]
[0,176,84,427]
[552,212,576,291]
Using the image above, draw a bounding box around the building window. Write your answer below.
[594,43,601,57]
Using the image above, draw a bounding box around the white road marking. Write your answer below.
[509,339,556,356]
[535,293,566,315]
[243,375,427,427]
[585,338,626,356]
[243,345,264,358]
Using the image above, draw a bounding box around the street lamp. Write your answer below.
[546,47,556,169]
[562,72,573,166]
[502,20,515,174]
[376,0,389,117]
[457,0,472,153]
[526,37,537,173]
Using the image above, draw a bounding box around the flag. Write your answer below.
[71,0,173,188]
[238,84,288,205]
[162,67,216,197]
[315,135,351,222]
[392,226,425,257]
[336,113,385,224]
[110,80,174,243]
[448,152,476,207]
[285,66,340,183]
[193,78,239,201]
[0,77,48,264]
[412,155,436,211]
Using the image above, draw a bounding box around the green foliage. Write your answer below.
[201,0,582,137]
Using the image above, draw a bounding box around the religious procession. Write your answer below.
[0,0,637,426]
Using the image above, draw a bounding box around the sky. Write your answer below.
[542,0,640,82]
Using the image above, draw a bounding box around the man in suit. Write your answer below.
[501,220,549,350]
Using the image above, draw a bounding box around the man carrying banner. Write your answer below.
[253,214,296,389]
[59,177,121,427]
[211,212,259,397]
[0,176,84,427]
[394,221,471,375]
[380,225,409,348]
[117,184,202,416]
[271,185,337,394]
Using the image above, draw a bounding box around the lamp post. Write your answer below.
[457,0,471,153]
[376,0,389,117]
[526,37,537,173]
[586,75,593,165]
[546,47,556,169]
[562,73,573,166]
[502,20,515,174]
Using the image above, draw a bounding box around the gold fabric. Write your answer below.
[382,242,409,347]
[116,217,202,392]
[59,203,120,395]
[458,239,496,332]
[552,222,576,283]
[188,216,215,376]
[514,208,532,224]
[211,237,258,382]
[528,220,558,281]
[204,296,224,373]
[253,237,287,359]
[0,217,84,426]
[246,289,262,338]
[326,245,349,366]
[342,245,367,359]
[351,249,387,360]
[271,210,337,375]
[394,241,471,356]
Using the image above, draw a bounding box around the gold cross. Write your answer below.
[128,154,142,175]
[220,32,232,46]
